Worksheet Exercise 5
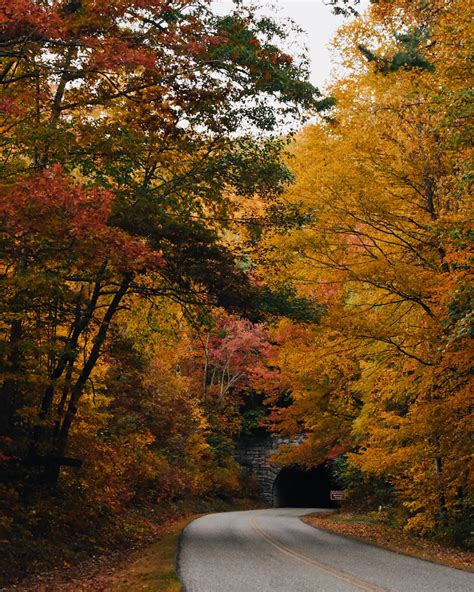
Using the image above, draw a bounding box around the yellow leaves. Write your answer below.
[404,513,436,535]
[259,0,472,537]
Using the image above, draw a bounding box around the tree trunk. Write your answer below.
[433,440,448,524]
[0,319,23,434]
[0,252,27,435]
[48,274,132,485]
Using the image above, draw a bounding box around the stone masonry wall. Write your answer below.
[234,435,305,505]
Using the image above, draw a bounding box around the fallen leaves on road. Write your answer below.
[304,512,473,572]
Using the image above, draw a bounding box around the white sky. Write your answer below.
[213,1,369,90]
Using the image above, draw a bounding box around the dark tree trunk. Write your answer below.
[0,319,23,434]
[0,253,27,435]
[47,274,132,485]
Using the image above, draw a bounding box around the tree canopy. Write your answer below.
[0,0,472,583]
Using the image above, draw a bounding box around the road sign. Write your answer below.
[330,490,346,501]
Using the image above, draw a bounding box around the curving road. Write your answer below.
[178,508,473,592]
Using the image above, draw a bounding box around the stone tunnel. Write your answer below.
[234,435,338,508]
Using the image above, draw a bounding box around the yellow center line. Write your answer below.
[249,517,388,592]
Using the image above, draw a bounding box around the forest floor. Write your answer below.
[5,515,193,592]
[303,511,474,572]
[2,498,263,591]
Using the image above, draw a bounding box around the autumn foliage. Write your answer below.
[262,0,473,545]
[0,0,323,583]
[0,0,472,584]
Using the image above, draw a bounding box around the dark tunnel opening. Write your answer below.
[272,464,338,508]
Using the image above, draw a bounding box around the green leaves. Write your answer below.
[358,27,434,74]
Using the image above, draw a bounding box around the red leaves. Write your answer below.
[89,39,157,72]
[0,166,163,273]
[194,312,279,401]
[1,165,112,236]
[0,0,61,41]
[0,98,23,116]
[208,315,271,368]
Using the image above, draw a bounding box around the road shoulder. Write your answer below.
[303,512,473,572]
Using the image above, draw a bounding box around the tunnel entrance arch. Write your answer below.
[234,435,341,505]
[272,464,336,508]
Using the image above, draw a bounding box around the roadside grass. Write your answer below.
[108,514,198,592]
[4,497,266,591]
[5,514,198,592]
[108,497,267,591]
[303,511,474,572]
[90,497,266,591]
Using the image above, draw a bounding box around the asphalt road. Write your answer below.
[178,508,473,592]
